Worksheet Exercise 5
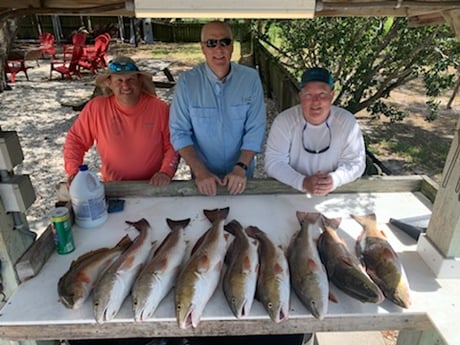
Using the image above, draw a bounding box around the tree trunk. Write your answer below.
[0,17,21,92]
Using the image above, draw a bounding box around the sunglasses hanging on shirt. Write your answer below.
[301,122,331,154]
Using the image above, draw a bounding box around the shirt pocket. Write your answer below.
[190,106,217,132]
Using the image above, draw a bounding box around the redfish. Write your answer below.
[175,207,229,329]
[223,219,259,319]
[318,215,384,304]
[57,235,132,310]
[246,225,290,323]
[351,213,411,308]
[132,218,190,321]
[93,218,153,323]
[288,212,328,319]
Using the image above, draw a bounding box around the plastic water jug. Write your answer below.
[69,164,108,228]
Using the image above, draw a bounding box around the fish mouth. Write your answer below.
[179,304,195,329]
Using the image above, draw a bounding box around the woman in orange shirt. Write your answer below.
[64,55,178,185]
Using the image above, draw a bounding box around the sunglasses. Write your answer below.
[203,38,233,48]
[108,61,139,72]
[302,122,331,154]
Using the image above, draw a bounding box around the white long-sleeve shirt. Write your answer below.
[264,105,365,192]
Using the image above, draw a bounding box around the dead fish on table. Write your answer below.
[132,217,191,321]
[175,207,230,329]
[58,235,132,310]
[288,212,328,320]
[223,219,259,319]
[93,218,154,323]
[351,213,411,308]
[318,215,384,304]
[246,225,290,323]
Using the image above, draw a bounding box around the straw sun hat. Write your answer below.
[95,55,156,96]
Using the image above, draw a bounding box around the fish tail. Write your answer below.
[203,207,230,223]
[114,234,133,251]
[224,219,243,235]
[125,218,151,230]
[296,211,321,225]
[245,225,264,239]
[166,218,191,231]
[350,213,376,227]
[320,214,342,230]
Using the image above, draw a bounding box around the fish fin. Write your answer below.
[296,211,321,225]
[329,292,339,303]
[166,218,191,231]
[125,218,151,230]
[383,247,396,260]
[114,235,133,251]
[242,255,252,272]
[245,226,263,239]
[224,219,243,235]
[340,255,356,268]
[307,258,319,271]
[197,254,211,272]
[274,262,284,274]
[380,230,387,238]
[350,213,376,227]
[320,214,342,230]
[203,207,230,223]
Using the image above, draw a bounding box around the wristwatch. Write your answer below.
[235,161,248,171]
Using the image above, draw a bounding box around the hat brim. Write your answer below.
[95,70,153,87]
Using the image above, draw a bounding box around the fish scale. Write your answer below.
[131,218,190,321]
[222,219,259,319]
[93,218,153,323]
[57,235,132,310]
[288,211,328,320]
[245,225,290,323]
[175,207,230,329]
[351,213,411,308]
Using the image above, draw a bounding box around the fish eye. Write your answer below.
[177,304,181,311]
[267,302,273,309]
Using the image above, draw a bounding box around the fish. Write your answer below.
[57,235,132,310]
[245,225,290,323]
[131,217,191,321]
[222,219,259,319]
[351,213,411,308]
[175,207,230,329]
[93,218,154,323]
[317,215,384,304]
[288,211,328,320]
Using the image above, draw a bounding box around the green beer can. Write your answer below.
[49,207,75,255]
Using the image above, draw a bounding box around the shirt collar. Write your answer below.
[204,62,234,83]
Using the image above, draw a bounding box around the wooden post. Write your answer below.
[424,116,460,257]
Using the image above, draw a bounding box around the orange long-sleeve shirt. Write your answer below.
[64,93,178,181]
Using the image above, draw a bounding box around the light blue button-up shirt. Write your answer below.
[170,62,266,178]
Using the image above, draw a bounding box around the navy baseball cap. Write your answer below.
[300,67,334,88]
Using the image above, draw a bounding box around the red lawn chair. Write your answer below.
[49,44,83,80]
[4,59,29,83]
[39,32,56,59]
[78,33,111,74]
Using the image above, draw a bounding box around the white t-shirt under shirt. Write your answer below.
[264,104,366,192]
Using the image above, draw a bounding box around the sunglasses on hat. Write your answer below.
[203,38,233,48]
[108,61,139,72]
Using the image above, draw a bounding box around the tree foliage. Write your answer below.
[255,18,460,121]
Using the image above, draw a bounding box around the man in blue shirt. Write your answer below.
[170,20,266,196]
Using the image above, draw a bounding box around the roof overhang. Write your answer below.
[2,0,460,27]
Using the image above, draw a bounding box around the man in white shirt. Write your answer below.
[264,67,365,195]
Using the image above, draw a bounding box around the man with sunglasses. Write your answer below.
[265,67,365,195]
[170,20,266,196]
[64,55,178,185]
